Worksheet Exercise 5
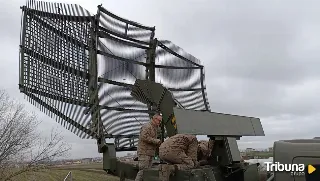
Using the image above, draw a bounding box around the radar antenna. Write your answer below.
[18,0,210,153]
[18,1,265,181]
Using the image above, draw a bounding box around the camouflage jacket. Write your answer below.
[198,140,214,165]
[160,134,198,153]
[137,122,160,156]
[198,141,209,159]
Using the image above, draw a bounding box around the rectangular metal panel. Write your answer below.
[20,5,92,103]
[173,108,265,136]
[19,1,95,139]
[226,137,241,162]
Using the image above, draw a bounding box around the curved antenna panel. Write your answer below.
[19,0,95,139]
[18,0,211,151]
[96,6,155,150]
[155,40,210,112]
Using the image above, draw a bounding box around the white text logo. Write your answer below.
[265,162,305,176]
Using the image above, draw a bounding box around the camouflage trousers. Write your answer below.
[159,164,176,181]
[158,149,197,181]
[134,155,153,181]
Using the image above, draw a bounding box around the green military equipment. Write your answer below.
[17,1,278,181]
[131,80,265,181]
[271,139,320,181]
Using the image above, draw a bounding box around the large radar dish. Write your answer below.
[18,0,210,152]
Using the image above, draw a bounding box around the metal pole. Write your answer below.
[148,38,157,82]
[145,31,157,118]
[19,7,27,90]
[89,9,105,153]
[146,37,157,113]
[63,171,72,181]
[148,37,163,161]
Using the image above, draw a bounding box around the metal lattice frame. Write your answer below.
[19,0,210,151]
[19,0,95,139]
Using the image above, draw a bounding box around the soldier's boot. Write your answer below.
[159,164,176,181]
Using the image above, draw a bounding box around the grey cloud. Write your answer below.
[238,114,320,149]
[147,0,320,86]
[207,76,320,118]
[147,0,320,148]
[0,1,23,41]
[1,0,320,158]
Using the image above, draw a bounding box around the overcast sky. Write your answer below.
[1,0,320,159]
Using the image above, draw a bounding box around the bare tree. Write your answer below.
[0,90,71,180]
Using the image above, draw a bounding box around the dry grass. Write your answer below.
[6,162,269,181]
[8,163,120,181]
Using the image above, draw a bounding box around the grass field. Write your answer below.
[9,163,120,181]
[248,152,273,158]
[7,162,269,181]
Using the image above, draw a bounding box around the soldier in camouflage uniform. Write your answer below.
[134,114,162,181]
[158,134,199,181]
[197,140,215,166]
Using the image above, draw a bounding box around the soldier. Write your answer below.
[197,140,215,166]
[134,114,162,181]
[158,134,199,181]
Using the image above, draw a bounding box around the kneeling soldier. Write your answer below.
[158,134,199,181]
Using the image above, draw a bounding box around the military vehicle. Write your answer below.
[20,1,319,181]
[269,139,320,181]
